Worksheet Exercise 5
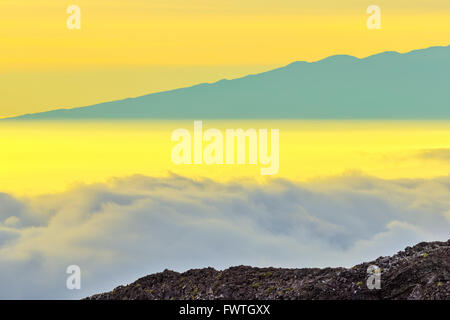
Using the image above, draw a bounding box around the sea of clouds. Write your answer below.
[0,173,449,299]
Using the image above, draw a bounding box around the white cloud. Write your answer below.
[0,173,449,299]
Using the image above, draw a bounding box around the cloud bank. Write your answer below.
[0,173,449,299]
[419,148,450,161]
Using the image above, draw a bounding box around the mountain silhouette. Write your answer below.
[7,45,450,120]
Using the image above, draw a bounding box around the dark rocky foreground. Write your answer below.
[87,240,449,300]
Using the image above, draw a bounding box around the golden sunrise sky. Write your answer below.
[1,0,449,117]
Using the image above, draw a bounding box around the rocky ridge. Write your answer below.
[87,239,449,300]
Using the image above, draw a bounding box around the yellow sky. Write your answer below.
[1,120,450,196]
[1,0,449,117]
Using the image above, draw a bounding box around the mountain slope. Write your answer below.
[8,45,450,120]
[87,239,449,300]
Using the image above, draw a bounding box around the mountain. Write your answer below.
[7,45,450,120]
[86,239,450,300]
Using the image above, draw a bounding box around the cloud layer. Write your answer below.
[0,173,449,299]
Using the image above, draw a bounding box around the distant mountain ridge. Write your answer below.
[7,45,450,120]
